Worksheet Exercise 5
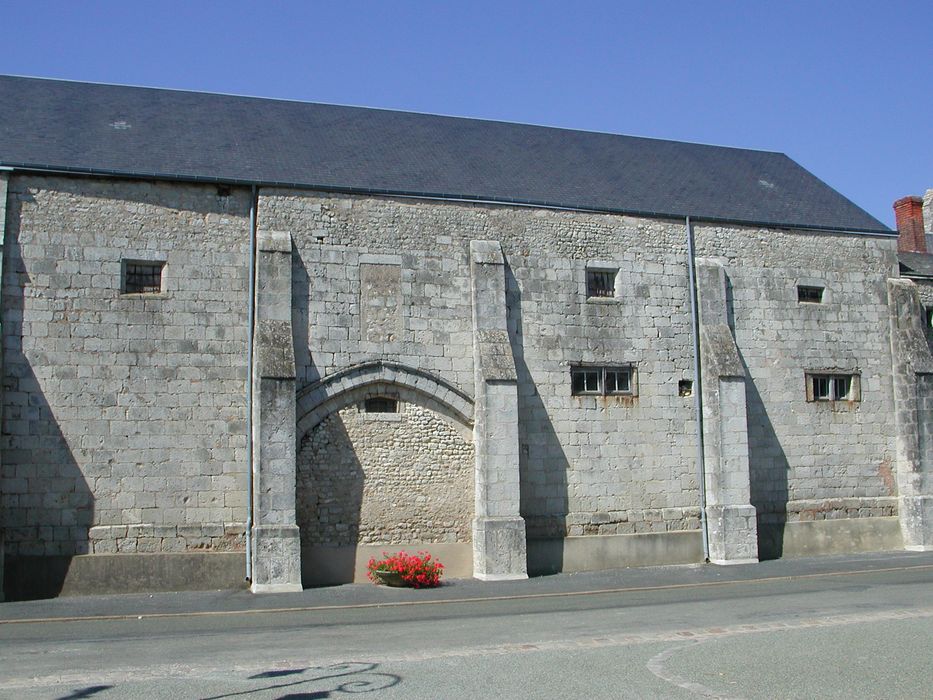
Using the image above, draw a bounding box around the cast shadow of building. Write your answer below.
[723,279,790,560]
[506,265,570,576]
[2,199,94,600]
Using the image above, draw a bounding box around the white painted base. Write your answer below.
[473,572,528,581]
[250,582,303,594]
[904,545,933,552]
[709,557,759,566]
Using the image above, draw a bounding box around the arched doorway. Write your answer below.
[295,363,475,585]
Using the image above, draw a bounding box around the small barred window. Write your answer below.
[122,261,165,294]
[364,397,399,413]
[797,285,824,303]
[586,269,617,298]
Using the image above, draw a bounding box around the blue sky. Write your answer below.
[3,0,930,227]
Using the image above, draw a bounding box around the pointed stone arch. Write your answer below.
[296,362,476,584]
[296,361,474,439]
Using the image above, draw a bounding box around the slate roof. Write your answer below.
[0,75,890,233]
[899,252,933,278]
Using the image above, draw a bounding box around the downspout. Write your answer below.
[245,185,258,581]
[685,216,710,561]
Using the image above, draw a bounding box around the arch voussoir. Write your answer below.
[296,361,474,437]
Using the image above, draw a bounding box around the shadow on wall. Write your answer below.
[292,246,361,585]
[506,265,570,576]
[725,273,790,560]
[296,414,364,586]
[745,373,790,560]
[292,247,321,387]
[2,199,95,600]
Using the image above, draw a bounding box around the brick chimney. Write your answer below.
[895,196,926,253]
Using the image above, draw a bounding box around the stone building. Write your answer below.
[0,75,930,599]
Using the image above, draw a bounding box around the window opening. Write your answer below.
[586,269,616,298]
[571,366,636,396]
[122,260,164,294]
[364,397,399,413]
[797,285,824,303]
[571,368,601,395]
[807,373,859,402]
[605,369,631,394]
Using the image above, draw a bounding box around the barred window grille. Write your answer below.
[364,397,399,413]
[797,285,824,303]
[586,269,616,298]
[123,261,164,294]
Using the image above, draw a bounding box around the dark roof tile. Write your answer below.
[0,75,890,233]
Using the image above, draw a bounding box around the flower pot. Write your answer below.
[372,570,407,587]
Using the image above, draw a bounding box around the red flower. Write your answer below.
[367,550,444,588]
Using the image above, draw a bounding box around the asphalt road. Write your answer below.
[2,554,933,699]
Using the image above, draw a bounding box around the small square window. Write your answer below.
[586,269,616,298]
[806,373,859,402]
[364,397,398,413]
[572,365,636,397]
[122,260,165,294]
[798,285,824,303]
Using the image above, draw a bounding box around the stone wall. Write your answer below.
[269,191,702,543]
[1,176,250,557]
[297,402,473,547]
[695,224,900,527]
[0,175,906,587]
[276,190,900,552]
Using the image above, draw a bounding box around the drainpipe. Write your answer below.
[245,185,258,581]
[685,216,710,561]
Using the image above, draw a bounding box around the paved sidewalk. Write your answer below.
[3,549,933,623]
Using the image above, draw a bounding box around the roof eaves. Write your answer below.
[1,161,895,237]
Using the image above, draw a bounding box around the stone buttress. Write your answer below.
[695,258,759,564]
[888,278,933,550]
[251,230,302,592]
[470,240,528,579]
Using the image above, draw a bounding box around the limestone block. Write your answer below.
[706,504,758,564]
[473,516,527,580]
[900,495,933,550]
[250,524,302,593]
